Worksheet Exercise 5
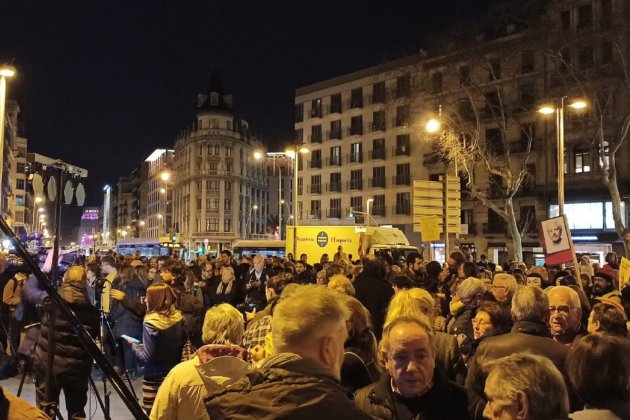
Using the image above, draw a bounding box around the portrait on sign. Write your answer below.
[541,216,571,254]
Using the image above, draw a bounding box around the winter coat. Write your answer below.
[243,269,270,310]
[205,353,373,419]
[110,276,146,339]
[134,308,185,378]
[34,282,100,378]
[353,271,394,340]
[354,368,484,420]
[465,320,568,398]
[570,400,630,420]
[208,278,245,308]
[150,344,250,420]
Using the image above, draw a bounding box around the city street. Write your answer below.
[2,371,143,419]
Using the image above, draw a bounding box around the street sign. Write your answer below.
[412,177,461,234]
[416,216,440,242]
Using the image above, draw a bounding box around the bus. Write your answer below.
[232,240,286,259]
[115,237,183,257]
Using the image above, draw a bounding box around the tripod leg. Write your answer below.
[88,374,110,420]
[16,363,27,397]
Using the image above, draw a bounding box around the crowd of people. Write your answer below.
[0,247,628,419]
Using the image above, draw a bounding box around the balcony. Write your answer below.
[327,182,342,193]
[327,156,342,166]
[423,152,440,165]
[394,145,410,156]
[309,134,322,144]
[370,177,386,188]
[349,179,363,190]
[349,152,363,164]
[372,204,386,216]
[394,174,411,186]
[327,130,342,141]
[371,121,386,132]
[308,184,322,194]
[308,158,322,169]
[347,125,364,137]
[370,148,386,160]
[307,209,322,219]
[326,208,342,219]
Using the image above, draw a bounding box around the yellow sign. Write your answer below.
[620,257,630,290]
[419,216,440,242]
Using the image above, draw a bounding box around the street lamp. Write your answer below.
[538,98,587,216]
[285,144,309,257]
[366,198,374,226]
[160,170,171,235]
[247,204,259,238]
[0,66,15,214]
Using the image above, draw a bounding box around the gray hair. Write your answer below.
[272,285,350,352]
[511,285,549,322]
[456,277,486,300]
[547,285,580,309]
[201,304,244,345]
[492,273,518,296]
[486,353,569,419]
[381,315,436,355]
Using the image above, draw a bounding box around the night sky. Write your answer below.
[0,0,495,240]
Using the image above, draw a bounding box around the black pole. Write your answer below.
[42,165,64,417]
[0,168,147,419]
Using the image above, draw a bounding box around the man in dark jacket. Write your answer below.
[465,285,569,398]
[354,257,393,339]
[355,315,484,419]
[33,265,99,419]
[205,285,372,419]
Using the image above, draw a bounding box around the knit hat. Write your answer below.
[593,271,614,284]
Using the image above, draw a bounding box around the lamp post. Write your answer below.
[538,98,587,216]
[247,204,259,238]
[0,66,16,213]
[255,151,287,239]
[425,109,453,260]
[286,144,309,257]
[160,170,171,236]
[366,198,374,226]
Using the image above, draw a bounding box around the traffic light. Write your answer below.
[347,207,354,218]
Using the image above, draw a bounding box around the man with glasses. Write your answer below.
[548,285,585,346]
[466,286,568,399]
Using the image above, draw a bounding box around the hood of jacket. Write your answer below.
[145,307,183,330]
[59,281,91,307]
[196,347,250,394]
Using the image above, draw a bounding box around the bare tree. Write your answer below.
[546,10,630,257]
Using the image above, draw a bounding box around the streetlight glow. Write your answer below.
[0,67,16,78]
[425,118,441,133]
[160,171,171,182]
[537,106,555,115]
[253,151,263,160]
[568,100,587,110]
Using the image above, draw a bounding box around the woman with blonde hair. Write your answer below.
[327,274,355,296]
[132,283,185,414]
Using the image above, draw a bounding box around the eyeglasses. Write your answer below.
[549,306,574,315]
[472,318,491,327]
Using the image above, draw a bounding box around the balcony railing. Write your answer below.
[395,203,411,215]
[372,204,386,216]
[308,184,322,194]
[308,159,322,169]
[370,148,386,160]
[326,208,342,219]
[483,223,507,234]
[394,174,411,185]
[370,177,386,188]
[349,152,363,164]
[394,145,411,156]
[327,156,342,166]
[327,182,342,193]
[349,179,363,190]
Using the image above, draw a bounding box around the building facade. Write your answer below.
[173,74,267,253]
[142,149,174,239]
[295,0,630,263]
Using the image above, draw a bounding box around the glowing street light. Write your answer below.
[0,66,15,214]
[537,98,588,215]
